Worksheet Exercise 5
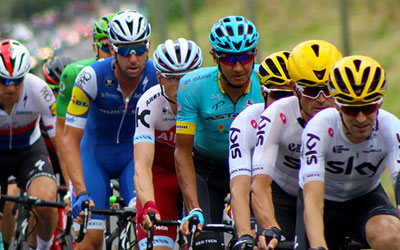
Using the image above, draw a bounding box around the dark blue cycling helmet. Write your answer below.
[209,16,259,53]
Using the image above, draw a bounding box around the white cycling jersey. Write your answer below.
[299,107,400,202]
[252,96,304,196]
[134,84,176,170]
[0,73,56,149]
[229,103,264,179]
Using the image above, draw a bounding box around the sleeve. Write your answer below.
[133,91,159,145]
[36,81,57,138]
[65,66,97,129]
[298,115,328,187]
[176,77,200,135]
[383,113,400,184]
[56,64,76,117]
[229,108,257,179]
[252,104,285,177]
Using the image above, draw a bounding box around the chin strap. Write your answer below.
[160,84,177,105]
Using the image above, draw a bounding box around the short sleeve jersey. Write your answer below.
[134,85,176,170]
[56,58,96,117]
[0,73,56,149]
[229,103,264,179]
[65,58,158,144]
[299,107,400,202]
[176,66,263,163]
[252,96,304,196]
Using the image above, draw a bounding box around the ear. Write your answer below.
[92,43,99,58]
[156,72,163,85]
[210,50,218,63]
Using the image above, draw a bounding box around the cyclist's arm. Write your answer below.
[230,175,253,236]
[134,142,155,205]
[174,133,199,211]
[303,181,327,248]
[63,125,85,194]
[54,116,69,185]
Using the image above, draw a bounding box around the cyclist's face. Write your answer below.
[0,81,24,106]
[115,41,149,79]
[264,84,293,106]
[293,82,334,122]
[214,50,256,87]
[93,38,113,59]
[157,72,186,114]
[339,102,380,143]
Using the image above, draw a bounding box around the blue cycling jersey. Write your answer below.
[66,57,158,144]
[176,66,263,163]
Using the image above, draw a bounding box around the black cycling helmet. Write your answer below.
[42,56,76,91]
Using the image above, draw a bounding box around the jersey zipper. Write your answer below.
[116,95,131,144]
[8,104,17,149]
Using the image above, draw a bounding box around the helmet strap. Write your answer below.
[160,84,177,105]
[296,88,313,123]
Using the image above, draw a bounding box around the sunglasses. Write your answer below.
[335,99,381,116]
[160,72,185,82]
[266,88,294,100]
[116,43,148,57]
[0,76,24,86]
[215,53,255,66]
[296,84,331,100]
[96,42,111,54]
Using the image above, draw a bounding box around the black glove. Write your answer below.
[257,227,283,245]
[309,247,327,250]
[232,234,254,250]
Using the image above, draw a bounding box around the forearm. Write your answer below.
[251,175,279,228]
[303,181,327,248]
[134,144,156,205]
[50,135,69,185]
[230,176,252,236]
[175,149,199,211]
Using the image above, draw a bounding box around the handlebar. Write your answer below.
[1,194,65,209]
[75,199,90,243]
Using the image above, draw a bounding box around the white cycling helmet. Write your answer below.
[108,10,151,45]
[153,38,203,74]
[0,39,31,79]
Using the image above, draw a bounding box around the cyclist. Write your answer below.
[64,10,157,250]
[228,51,294,249]
[55,13,115,184]
[251,40,342,249]
[175,15,263,248]
[296,55,400,250]
[134,38,203,250]
[0,39,58,250]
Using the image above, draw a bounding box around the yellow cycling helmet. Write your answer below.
[258,51,291,86]
[329,55,386,103]
[288,40,342,86]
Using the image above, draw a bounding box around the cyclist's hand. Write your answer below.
[142,201,161,232]
[233,234,255,250]
[180,208,204,236]
[72,191,94,220]
[256,227,283,250]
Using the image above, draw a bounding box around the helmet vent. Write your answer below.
[238,25,244,36]
[313,69,326,81]
[233,41,242,50]
[333,68,349,94]
[311,44,320,57]
[216,28,224,38]
[345,67,360,94]
[226,26,234,36]
[258,65,269,77]
[353,59,362,72]
[247,25,253,35]
[266,58,281,76]
[361,67,370,87]
[282,51,290,59]
[277,56,290,79]
[369,67,381,93]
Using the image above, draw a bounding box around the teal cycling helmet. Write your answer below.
[209,16,259,53]
[93,13,115,42]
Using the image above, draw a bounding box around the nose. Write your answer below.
[315,91,330,103]
[355,110,367,123]
[127,53,139,63]
[232,60,245,71]
[6,84,17,92]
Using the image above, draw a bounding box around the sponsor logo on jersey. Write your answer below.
[212,101,225,110]
[76,69,91,87]
[229,127,241,159]
[218,124,225,133]
[328,128,334,137]
[211,93,224,100]
[332,145,349,153]
[146,93,161,106]
[288,143,301,153]
[104,77,114,88]
[39,86,53,102]
[176,121,195,135]
[280,113,286,123]
[155,127,176,147]
[245,100,254,106]
[50,102,56,116]
[283,155,301,169]
[251,120,257,129]
[100,92,120,99]
[136,108,150,128]
[68,87,90,116]
[256,115,271,146]
[304,133,320,165]
[326,156,384,176]
[204,112,238,121]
